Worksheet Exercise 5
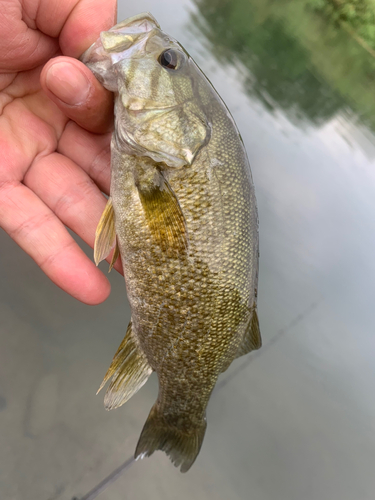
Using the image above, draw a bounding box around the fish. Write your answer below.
[81,12,261,472]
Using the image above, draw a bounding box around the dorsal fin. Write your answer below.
[235,309,262,359]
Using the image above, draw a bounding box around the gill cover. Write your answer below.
[80,13,210,168]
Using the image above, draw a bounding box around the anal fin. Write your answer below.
[98,321,153,410]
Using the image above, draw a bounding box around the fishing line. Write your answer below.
[71,456,135,500]
[72,300,318,500]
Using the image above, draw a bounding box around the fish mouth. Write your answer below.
[82,12,172,69]
[124,97,197,113]
[100,13,161,56]
[80,12,163,68]
[110,13,160,33]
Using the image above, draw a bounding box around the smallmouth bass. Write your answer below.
[81,12,261,472]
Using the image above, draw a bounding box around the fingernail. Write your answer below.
[45,62,91,105]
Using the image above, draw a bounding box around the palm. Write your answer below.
[0,0,118,304]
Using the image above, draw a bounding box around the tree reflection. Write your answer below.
[191,0,374,129]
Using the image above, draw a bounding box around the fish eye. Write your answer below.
[158,49,179,70]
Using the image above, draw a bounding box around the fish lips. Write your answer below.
[80,12,162,90]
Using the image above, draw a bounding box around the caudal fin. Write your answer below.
[135,404,207,473]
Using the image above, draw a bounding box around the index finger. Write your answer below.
[36,0,117,56]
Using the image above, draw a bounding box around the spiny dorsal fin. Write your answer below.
[235,309,262,359]
[97,321,153,410]
[137,174,189,256]
[94,197,116,266]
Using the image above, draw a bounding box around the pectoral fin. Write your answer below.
[137,174,188,256]
[94,197,118,268]
[235,309,262,359]
[97,321,153,410]
[108,240,120,272]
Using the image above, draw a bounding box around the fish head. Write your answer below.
[81,13,211,168]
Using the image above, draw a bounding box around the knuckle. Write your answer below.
[9,211,56,241]
[53,178,97,217]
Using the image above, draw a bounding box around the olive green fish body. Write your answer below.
[81,13,261,472]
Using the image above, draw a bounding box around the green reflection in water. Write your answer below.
[308,0,375,51]
[191,0,375,131]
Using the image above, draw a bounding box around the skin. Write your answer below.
[0,0,120,305]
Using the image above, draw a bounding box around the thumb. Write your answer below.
[40,56,113,134]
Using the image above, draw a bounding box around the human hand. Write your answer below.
[0,0,119,305]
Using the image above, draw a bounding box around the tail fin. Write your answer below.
[135,404,207,473]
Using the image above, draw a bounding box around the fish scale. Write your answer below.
[81,12,261,472]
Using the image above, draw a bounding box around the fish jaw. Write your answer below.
[79,13,160,91]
